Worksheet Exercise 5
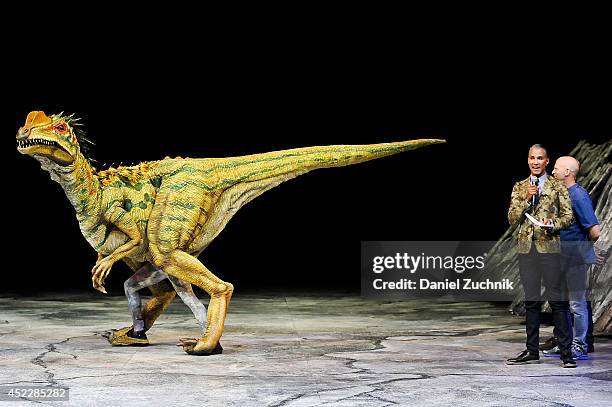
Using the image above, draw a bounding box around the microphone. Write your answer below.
[532,178,539,208]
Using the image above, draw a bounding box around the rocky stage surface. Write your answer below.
[0,292,611,406]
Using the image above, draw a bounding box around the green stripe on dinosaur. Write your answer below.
[159,156,336,192]
[169,201,196,209]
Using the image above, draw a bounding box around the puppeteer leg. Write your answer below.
[127,265,169,323]
[108,262,176,343]
[168,275,207,331]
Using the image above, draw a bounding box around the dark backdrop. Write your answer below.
[5,43,610,294]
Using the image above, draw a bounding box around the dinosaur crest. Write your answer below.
[23,111,52,130]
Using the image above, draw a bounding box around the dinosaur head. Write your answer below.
[16,111,82,166]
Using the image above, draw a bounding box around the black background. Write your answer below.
[5,28,610,294]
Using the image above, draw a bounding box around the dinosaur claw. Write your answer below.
[177,337,198,346]
[182,341,223,356]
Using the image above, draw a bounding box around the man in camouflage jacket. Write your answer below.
[506,144,576,368]
[508,161,574,254]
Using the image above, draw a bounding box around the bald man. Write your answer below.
[542,156,601,360]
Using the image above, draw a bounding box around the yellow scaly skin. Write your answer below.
[16,111,445,355]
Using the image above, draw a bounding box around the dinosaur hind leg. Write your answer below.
[122,259,177,332]
[109,260,177,341]
[108,278,176,343]
[124,264,173,332]
[153,249,233,355]
[141,281,177,330]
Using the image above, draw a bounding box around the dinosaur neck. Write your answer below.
[36,151,101,219]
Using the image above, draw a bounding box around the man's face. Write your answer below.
[552,159,568,180]
[528,147,549,177]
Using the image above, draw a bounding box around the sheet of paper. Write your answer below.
[525,212,553,228]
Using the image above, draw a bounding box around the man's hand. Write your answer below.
[541,218,554,233]
[595,251,605,266]
[595,248,608,267]
[526,185,538,204]
[92,255,115,294]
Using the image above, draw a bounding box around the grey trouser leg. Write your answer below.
[124,263,207,333]
[124,264,169,332]
[167,275,207,332]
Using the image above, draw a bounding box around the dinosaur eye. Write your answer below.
[53,122,68,134]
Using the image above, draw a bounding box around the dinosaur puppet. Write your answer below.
[16,110,444,355]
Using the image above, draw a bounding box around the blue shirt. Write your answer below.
[561,183,599,264]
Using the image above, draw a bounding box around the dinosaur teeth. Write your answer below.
[17,138,59,148]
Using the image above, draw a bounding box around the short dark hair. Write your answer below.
[528,144,548,158]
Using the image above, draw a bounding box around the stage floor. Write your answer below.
[0,291,610,406]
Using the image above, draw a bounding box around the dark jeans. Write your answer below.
[587,300,594,348]
[518,246,572,355]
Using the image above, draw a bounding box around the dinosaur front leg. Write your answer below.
[153,249,233,355]
[92,204,143,292]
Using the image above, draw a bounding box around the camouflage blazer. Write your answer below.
[507,175,573,254]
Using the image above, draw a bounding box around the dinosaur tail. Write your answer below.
[214,139,445,185]
[184,139,445,253]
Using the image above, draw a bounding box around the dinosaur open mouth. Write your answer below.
[16,137,73,165]
[16,138,61,149]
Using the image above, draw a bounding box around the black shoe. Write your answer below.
[542,345,560,357]
[506,350,540,365]
[561,353,577,368]
[127,328,148,340]
[587,344,595,353]
[539,336,558,351]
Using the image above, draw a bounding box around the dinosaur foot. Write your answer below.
[177,338,223,355]
[109,328,149,346]
[177,337,199,346]
[104,326,133,343]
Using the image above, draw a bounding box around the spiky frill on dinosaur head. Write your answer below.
[16,110,93,166]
